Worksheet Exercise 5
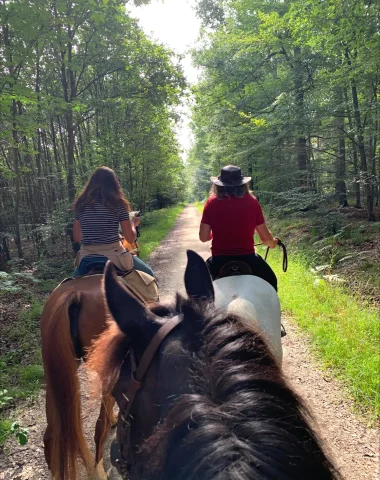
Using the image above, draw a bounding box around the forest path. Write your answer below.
[0,205,378,480]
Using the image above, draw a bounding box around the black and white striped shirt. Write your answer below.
[75,200,130,245]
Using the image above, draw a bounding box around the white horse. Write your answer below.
[213,276,282,363]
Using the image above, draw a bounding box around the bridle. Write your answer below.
[116,315,183,476]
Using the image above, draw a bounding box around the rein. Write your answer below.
[255,238,288,273]
[118,315,182,472]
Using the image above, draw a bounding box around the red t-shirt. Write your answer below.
[201,194,265,256]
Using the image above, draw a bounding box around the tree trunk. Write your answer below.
[334,90,348,206]
[344,88,361,208]
[66,108,76,202]
[293,47,309,188]
[12,100,23,258]
[345,49,375,220]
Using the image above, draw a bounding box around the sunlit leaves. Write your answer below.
[191,0,380,207]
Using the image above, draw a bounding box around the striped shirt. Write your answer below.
[75,200,130,245]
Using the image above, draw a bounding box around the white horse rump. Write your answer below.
[213,276,282,363]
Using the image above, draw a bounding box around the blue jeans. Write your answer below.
[73,256,154,278]
[133,256,154,277]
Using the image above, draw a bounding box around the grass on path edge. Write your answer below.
[138,204,185,261]
[262,246,379,421]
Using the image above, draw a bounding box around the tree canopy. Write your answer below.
[191,0,379,220]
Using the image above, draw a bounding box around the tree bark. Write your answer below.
[345,49,375,220]
[334,90,348,206]
[293,47,309,188]
[12,100,23,258]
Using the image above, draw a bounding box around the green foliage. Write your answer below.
[268,249,380,421]
[0,390,13,410]
[193,201,205,214]
[0,271,41,294]
[0,272,21,293]
[10,422,29,446]
[0,419,12,447]
[0,297,45,413]
[192,0,379,219]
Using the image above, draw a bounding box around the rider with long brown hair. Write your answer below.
[199,165,278,290]
[72,166,153,276]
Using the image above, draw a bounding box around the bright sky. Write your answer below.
[127,0,202,157]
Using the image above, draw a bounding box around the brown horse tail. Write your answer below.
[41,290,93,480]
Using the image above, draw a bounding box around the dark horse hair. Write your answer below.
[90,295,341,480]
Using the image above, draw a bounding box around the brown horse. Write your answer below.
[40,232,141,479]
[86,251,342,480]
[40,273,116,480]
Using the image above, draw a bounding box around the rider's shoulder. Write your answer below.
[205,195,218,206]
[246,193,260,204]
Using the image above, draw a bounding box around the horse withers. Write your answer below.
[88,251,341,480]
[40,274,116,480]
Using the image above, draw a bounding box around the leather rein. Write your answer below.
[255,238,288,273]
[117,315,183,473]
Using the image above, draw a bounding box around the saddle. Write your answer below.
[76,255,159,304]
[216,261,252,279]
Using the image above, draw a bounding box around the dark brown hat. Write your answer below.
[210,165,251,187]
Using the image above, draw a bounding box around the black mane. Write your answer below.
[141,297,341,480]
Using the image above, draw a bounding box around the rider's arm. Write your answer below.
[121,218,139,244]
[256,223,278,248]
[199,223,212,242]
[73,219,82,243]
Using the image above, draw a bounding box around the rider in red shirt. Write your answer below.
[199,165,278,290]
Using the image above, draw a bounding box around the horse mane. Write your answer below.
[142,298,342,480]
[87,317,129,394]
[88,297,341,480]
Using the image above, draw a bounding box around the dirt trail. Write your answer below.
[1,205,378,480]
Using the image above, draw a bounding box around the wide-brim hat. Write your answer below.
[210,165,251,187]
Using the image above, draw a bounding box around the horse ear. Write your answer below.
[103,261,160,342]
[184,250,214,303]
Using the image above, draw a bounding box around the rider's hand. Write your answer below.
[269,237,279,248]
[133,216,141,227]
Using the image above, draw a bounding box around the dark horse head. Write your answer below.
[89,250,341,480]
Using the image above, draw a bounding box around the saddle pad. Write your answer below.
[120,270,158,304]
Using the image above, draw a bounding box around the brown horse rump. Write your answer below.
[60,268,158,360]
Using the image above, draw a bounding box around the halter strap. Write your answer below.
[122,315,182,420]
